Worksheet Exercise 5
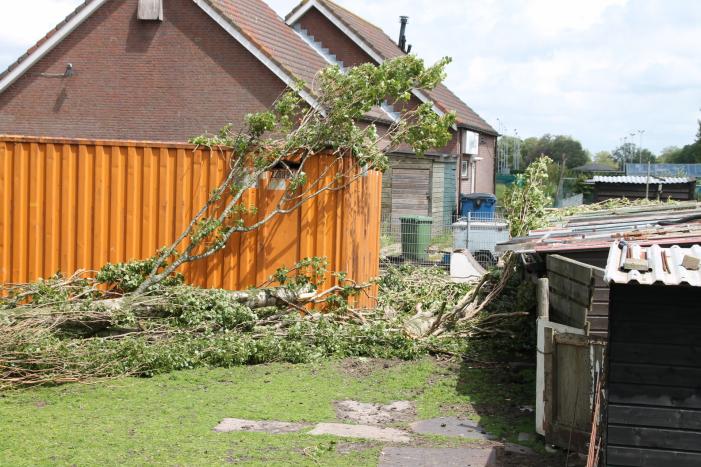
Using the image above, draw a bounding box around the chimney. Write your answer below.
[398,16,411,53]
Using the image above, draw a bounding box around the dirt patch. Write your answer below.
[337,358,406,378]
[334,400,416,425]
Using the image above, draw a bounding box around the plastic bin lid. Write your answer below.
[399,215,433,223]
[461,192,497,201]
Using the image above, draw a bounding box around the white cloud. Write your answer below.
[2,0,700,153]
[0,1,82,46]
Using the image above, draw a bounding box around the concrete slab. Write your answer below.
[309,423,411,443]
[213,418,308,434]
[379,447,498,467]
[410,417,496,440]
[334,400,415,425]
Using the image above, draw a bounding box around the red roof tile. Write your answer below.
[205,0,328,92]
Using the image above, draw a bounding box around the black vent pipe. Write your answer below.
[398,16,409,52]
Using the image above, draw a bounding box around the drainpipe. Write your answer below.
[472,157,484,193]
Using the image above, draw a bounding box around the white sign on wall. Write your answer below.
[462,130,479,155]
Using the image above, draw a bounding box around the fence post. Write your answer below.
[537,278,550,320]
[465,212,471,250]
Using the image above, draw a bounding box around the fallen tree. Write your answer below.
[0,60,550,390]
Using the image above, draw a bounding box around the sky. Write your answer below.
[0,0,700,154]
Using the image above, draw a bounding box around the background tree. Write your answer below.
[612,142,656,164]
[522,134,590,169]
[656,121,701,164]
[658,146,683,163]
[594,150,617,168]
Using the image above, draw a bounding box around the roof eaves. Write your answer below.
[0,0,108,93]
[195,0,321,111]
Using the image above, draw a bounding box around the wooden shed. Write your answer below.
[604,242,701,466]
[592,175,697,202]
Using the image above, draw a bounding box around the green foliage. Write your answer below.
[502,156,553,237]
[593,150,618,168]
[522,134,590,168]
[96,257,184,293]
[612,142,656,164]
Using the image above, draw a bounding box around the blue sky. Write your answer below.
[1,0,700,154]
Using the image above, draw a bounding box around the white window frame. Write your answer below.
[461,160,470,178]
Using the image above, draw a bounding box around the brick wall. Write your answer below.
[297,7,373,67]
[0,0,287,142]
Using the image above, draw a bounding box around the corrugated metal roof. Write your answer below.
[592,176,696,184]
[496,202,701,254]
[604,242,701,286]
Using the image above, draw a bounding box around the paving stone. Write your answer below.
[517,432,535,442]
[410,417,496,440]
[334,399,415,425]
[379,447,498,467]
[213,418,308,434]
[309,423,411,443]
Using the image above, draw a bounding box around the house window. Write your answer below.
[461,160,469,178]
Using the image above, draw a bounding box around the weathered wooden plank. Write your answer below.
[609,362,701,389]
[609,424,701,453]
[547,254,594,285]
[607,446,701,467]
[610,342,701,368]
[542,326,554,435]
[609,383,701,409]
[587,316,608,332]
[608,405,701,431]
[609,322,701,345]
[592,287,609,301]
[548,272,592,307]
[549,290,588,328]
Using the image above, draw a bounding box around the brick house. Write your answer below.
[285,0,498,224]
[0,0,496,225]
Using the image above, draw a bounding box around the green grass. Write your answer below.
[0,358,538,466]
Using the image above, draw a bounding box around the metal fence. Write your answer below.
[380,212,510,268]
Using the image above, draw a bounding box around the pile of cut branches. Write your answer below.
[0,259,450,389]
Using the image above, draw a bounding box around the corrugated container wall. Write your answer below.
[0,136,381,307]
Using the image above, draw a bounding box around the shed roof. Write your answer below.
[496,202,701,254]
[286,0,497,135]
[604,241,701,286]
[592,175,696,184]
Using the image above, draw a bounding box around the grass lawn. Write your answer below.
[0,358,539,466]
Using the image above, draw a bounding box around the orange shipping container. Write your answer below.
[0,136,381,307]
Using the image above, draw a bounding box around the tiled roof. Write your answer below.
[604,241,701,286]
[592,176,696,184]
[205,0,328,91]
[0,0,94,82]
[0,0,395,123]
[291,0,497,134]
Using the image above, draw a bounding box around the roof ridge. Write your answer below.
[315,0,400,60]
[317,0,387,34]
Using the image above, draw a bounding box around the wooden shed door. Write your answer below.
[391,168,430,222]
